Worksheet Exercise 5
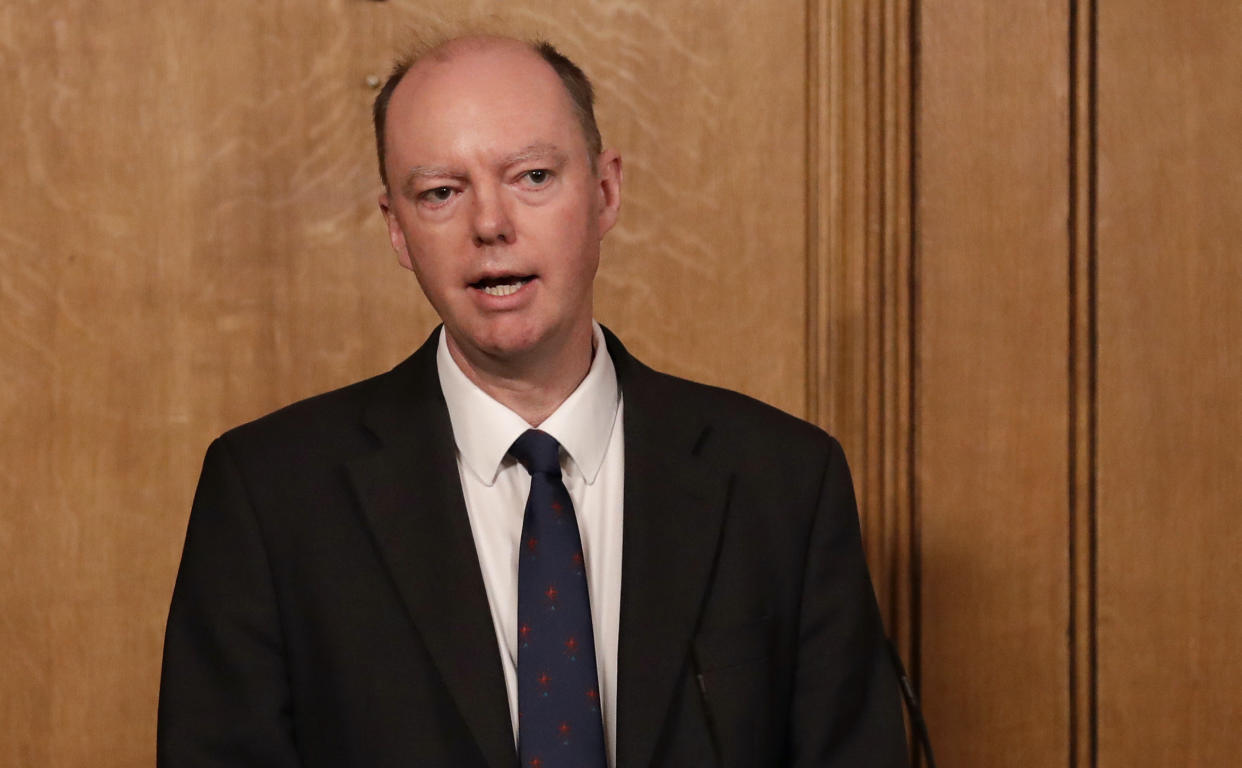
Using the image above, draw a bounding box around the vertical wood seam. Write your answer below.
[1068,0,1099,765]
[863,0,882,599]
[906,1,923,763]
[804,0,838,437]
[805,0,825,428]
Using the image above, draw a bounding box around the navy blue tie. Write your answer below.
[509,429,607,768]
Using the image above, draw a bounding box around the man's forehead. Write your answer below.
[384,38,585,164]
[397,36,561,107]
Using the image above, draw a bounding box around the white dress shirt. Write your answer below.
[436,322,624,766]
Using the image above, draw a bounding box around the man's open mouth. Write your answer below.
[470,275,534,297]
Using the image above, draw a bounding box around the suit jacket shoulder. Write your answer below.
[211,329,446,507]
[636,364,837,457]
[604,329,843,519]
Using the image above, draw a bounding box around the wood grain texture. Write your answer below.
[0,1,811,764]
[915,1,1072,765]
[1095,1,1242,765]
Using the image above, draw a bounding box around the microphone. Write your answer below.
[887,637,937,768]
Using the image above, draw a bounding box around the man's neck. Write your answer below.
[444,325,595,426]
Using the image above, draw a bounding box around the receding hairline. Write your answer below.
[394,16,545,68]
[415,32,535,67]
[392,35,560,105]
[373,29,604,187]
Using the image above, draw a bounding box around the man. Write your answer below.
[159,34,909,767]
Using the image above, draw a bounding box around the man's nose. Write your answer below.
[470,184,515,246]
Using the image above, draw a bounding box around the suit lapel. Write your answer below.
[607,330,731,768]
[346,330,516,768]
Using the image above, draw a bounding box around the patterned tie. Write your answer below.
[509,429,607,768]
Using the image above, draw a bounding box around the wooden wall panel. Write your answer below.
[1096,1,1242,765]
[915,2,1071,765]
[0,1,812,764]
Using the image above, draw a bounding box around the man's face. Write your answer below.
[378,40,621,369]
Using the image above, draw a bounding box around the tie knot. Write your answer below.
[508,429,563,477]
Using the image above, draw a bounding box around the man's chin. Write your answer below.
[446,323,545,366]
[445,318,590,372]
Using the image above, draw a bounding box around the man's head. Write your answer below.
[375,35,622,377]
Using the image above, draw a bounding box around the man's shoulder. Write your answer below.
[212,336,439,470]
[660,369,824,430]
[626,359,841,467]
[605,328,838,459]
[624,365,850,534]
[210,366,391,468]
[230,368,386,439]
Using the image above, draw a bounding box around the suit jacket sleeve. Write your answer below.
[158,437,302,767]
[788,437,909,767]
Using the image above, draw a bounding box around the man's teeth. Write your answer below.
[479,278,529,297]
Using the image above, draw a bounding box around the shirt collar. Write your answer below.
[435,322,621,487]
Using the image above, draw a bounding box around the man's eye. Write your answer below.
[522,169,551,186]
[421,187,454,203]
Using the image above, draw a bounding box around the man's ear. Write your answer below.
[378,191,414,272]
[595,149,623,237]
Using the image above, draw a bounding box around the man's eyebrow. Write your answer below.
[401,166,465,198]
[398,144,569,198]
[499,142,568,168]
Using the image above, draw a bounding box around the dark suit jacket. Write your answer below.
[158,327,908,767]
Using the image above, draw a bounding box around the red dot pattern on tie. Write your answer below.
[510,429,607,768]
